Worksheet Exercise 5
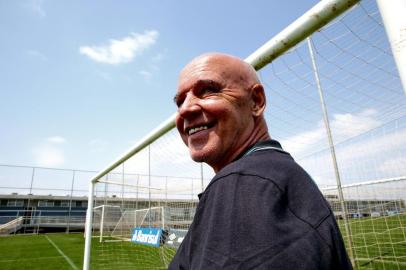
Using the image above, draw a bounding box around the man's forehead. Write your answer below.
[181,57,226,76]
[179,68,223,88]
[186,53,240,70]
[178,66,221,91]
[176,53,260,96]
[178,55,238,86]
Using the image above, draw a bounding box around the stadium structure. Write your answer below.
[0,193,198,235]
[1,192,404,235]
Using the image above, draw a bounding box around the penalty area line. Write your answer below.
[45,235,79,270]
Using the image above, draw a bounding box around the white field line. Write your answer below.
[357,258,406,266]
[45,235,79,270]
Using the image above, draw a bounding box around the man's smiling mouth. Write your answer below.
[186,123,215,136]
[188,125,208,135]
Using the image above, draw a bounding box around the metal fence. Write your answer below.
[0,164,91,234]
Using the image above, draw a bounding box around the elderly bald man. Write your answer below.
[169,53,352,270]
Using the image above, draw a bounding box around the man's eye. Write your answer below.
[176,99,184,107]
[201,87,219,95]
[174,95,184,107]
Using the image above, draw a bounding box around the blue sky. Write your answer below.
[0,0,323,171]
[1,0,406,194]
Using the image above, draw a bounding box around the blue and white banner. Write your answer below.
[131,227,164,247]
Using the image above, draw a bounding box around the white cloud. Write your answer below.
[123,131,211,179]
[296,125,406,186]
[278,109,406,186]
[136,50,167,82]
[120,135,211,196]
[152,52,165,62]
[24,0,46,17]
[33,145,65,167]
[26,50,48,61]
[89,138,108,153]
[335,129,406,165]
[32,136,67,167]
[47,136,66,144]
[282,109,380,157]
[139,70,153,81]
[95,70,112,82]
[378,156,406,175]
[79,30,159,64]
[123,110,397,188]
[97,108,404,195]
[330,109,380,138]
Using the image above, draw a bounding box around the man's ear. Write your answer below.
[250,84,266,117]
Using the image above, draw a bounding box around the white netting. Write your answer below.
[89,1,406,269]
[93,205,122,241]
[110,207,164,240]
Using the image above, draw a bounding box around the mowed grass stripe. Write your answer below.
[0,256,62,263]
[45,235,79,270]
[0,234,85,270]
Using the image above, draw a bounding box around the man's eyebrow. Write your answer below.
[195,79,221,88]
[173,79,222,104]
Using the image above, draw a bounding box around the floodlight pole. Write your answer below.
[377,0,406,94]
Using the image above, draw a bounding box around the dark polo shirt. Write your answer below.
[168,140,352,269]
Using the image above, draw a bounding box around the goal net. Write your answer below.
[84,0,406,269]
[93,205,122,242]
[111,207,165,241]
[90,175,198,269]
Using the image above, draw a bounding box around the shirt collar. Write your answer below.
[241,139,286,158]
[198,139,286,200]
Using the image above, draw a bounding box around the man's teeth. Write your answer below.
[188,126,208,135]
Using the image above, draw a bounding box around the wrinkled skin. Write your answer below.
[175,53,270,172]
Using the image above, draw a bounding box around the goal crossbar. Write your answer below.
[97,179,163,191]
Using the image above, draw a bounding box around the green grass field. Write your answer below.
[0,215,404,270]
[339,214,406,270]
[0,233,174,270]
[0,233,84,270]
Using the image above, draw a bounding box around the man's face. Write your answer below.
[175,56,255,172]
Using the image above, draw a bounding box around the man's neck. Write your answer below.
[211,119,270,173]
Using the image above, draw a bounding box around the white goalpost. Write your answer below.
[83,0,406,269]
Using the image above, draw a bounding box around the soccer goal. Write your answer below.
[110,207,165,240]
[84,0,406,269]
[94,205,167,242]
[89,175,198,269]
[93,205,122,242]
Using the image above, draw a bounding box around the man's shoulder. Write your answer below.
[215,146,301,187]
[210,147,332,229]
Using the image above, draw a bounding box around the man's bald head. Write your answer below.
[179,53,261,91]
[175,52,270,172]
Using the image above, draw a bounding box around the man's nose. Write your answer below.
[178,93,201,118]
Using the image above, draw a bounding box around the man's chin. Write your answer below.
[189,149,209,163]
[190,153,206,163]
